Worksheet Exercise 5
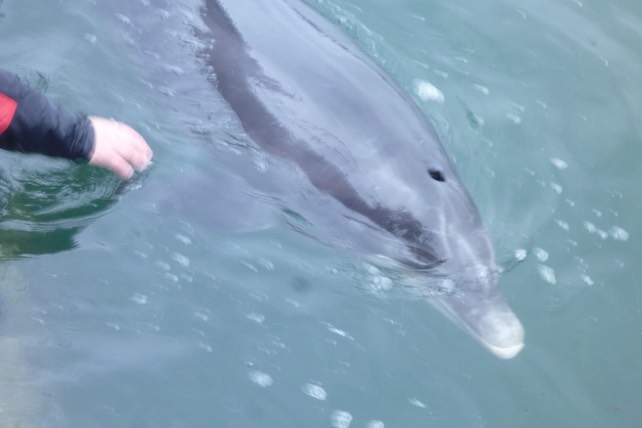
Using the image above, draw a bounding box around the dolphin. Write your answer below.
[197,0,524,358]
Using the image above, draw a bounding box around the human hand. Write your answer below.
[87,116,153,179]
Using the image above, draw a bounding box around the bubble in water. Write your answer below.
[246,313,265,324]
[371,275,393,292]
[439,278,456,294]
[514,249,527,262]
[258,259,274,270]
[163,64,184,75]
[533,248,549,262]
[414,80,444,103]
[409,398,426,408]
[583,221,597,233]
[198,342,213,353]
[324,323,354,341]
[116,14,132,25]
[364,263,381,275]
[302,383,327,400]
[172,253,190,267]
[130,293,148,305]
[609,226,629,241]
[175,234,192,245]
[106,322,121,331]
[550,158,568,170]
[159,87,176,97]
[581,274,594,286]
[165,273,179,283]
[555,219,570,231]
[253,157,269,172]
[194,311,209,322]
[83,33,97,44]
[156,260,171,271]
[248,371,273,388]
[330,410,353,428]
[506,113,522,124]
[473,84,490,95]
[537,265,557,284]
[550,183,563,194]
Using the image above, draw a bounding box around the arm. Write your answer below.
[0,70,152,178]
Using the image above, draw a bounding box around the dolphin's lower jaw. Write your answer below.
[428,291,525,359]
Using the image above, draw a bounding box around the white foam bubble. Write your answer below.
[409,398,426,408]
[331,410,353,428]
[83,33,97,44]
[550,158,568,170]
[172,253,190,268]
[371,275,393,292]
[198,342,213,353]
[581,274,594,286]
[249,371,273,388]
[537,265,557,284]
[175,234,192,245]
[414,80,445,103]
[246,313,265,324]
[609,226,629,241]
[533,247,549,262]
[302,383,327,400]
[514,249,527,262]
[583,221,597,233]
[550,182,563,194]
[194,311,209,322]
[555,219,570,231]
[324,323,354,340]
[473,84,490,95]
[506,113,522,124]
[130,293,148,305]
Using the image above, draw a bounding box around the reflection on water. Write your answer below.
[0,154,122,260]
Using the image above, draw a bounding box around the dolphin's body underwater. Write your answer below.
[198,0,524,358]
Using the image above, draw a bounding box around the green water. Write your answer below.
[1,0,641,426]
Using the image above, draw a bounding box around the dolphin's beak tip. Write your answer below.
[488,341,525,359]
[481,311,525,359]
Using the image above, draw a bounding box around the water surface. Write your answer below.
[0,0,641,426]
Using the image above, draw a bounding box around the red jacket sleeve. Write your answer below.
[0,70,94,160]
[0,92,17,135]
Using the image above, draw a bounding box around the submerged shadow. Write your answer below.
[0,158,132,260]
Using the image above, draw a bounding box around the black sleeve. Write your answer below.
[0,70,94,160]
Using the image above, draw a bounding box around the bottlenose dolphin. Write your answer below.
[198,0,524,358]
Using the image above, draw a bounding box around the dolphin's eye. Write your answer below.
[428,168,445,182]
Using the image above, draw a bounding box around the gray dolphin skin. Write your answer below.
[198,0,524,358]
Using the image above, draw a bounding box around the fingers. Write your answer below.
[88,116,154,179]
[101,151,135,180]
[114,121,153,171]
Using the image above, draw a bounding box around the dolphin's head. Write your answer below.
[429,165,524,358]
[387,159,525,359]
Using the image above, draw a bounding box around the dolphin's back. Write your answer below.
[200,0,450,266]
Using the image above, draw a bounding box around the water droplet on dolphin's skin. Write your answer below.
[414,79,445,103]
